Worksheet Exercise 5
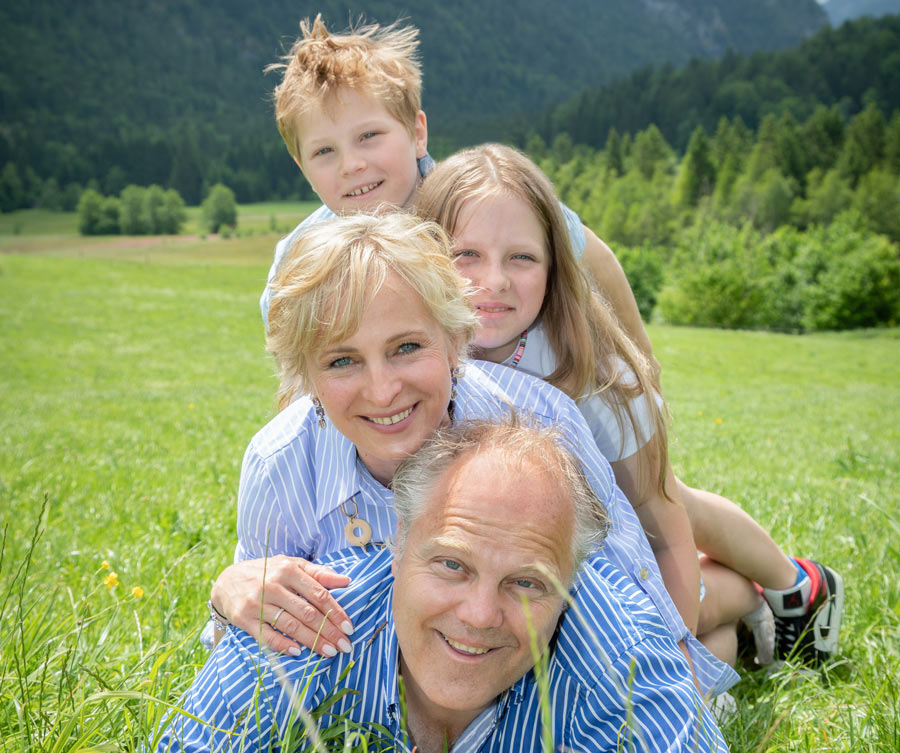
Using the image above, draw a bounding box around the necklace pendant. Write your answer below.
[344,517,373,547]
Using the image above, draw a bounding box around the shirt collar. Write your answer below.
[311,418,364,522]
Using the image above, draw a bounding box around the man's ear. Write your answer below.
[414,110,428,159]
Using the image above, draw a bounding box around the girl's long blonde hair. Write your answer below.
[415,143,672,499]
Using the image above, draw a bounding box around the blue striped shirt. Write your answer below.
[235,360,737,697]
[158,550,728,752]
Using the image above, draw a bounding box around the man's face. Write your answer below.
[391,449,574,722]
[295,87,427,214]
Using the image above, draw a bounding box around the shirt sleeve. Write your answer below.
[235,441,313,561]
[560,202,586,259]
[577,635,728,752]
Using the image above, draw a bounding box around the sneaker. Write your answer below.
[741,599,776,666]
[762,558,844,666]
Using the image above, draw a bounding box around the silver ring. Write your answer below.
[272,607,286,629]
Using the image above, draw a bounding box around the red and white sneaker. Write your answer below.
[762,558,844,666]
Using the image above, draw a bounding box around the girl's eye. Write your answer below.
[397,342,420,354]
[361,131,380,140]
[329,356,354,368]
[453,249,477,260]
[312,146,333,157]
[512,253,537,262]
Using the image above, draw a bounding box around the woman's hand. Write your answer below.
[209,555,353,657]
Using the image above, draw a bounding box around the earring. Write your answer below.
[312,396,326,430]
[450,366,462,401]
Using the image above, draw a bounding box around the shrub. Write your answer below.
[616,245,665,321]
[119,185,149,234]
[202,183,237,234]
[77,188,105,234]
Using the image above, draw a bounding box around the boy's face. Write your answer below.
[295,87,427,214]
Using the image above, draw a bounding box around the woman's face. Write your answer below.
[451,193,550,363]
[308,272,457,486]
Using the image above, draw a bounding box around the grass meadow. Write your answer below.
[1,212,899,751]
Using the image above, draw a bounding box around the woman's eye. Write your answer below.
[442,560,463,572]
[512,253,537,262]
[329,356,354,368]
[513,578,541,590]
[397,342,420,354]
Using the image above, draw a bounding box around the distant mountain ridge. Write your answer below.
[821,0,900,24]
[0,0,827,203]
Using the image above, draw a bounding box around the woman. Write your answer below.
[208,211,736,697]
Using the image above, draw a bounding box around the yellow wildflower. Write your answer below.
[101,559,110,570]
[697,411,703,417]
[131,586,144,599]
[188,403,195,409]
[104,572,119,589]
[715,417,723,425]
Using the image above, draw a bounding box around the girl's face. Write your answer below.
[451,193,550,363]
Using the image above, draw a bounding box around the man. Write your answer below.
[158,416,728,752]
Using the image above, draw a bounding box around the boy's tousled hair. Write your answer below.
[267,210,477,411]
[415,143,673,500]
[267,14,423,163]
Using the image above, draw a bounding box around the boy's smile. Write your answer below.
[295,87,427,214]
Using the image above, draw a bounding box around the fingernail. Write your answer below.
[288,646,301,657]
[322,644,337,657]
[341,621,354,635]
[338,638,352,654]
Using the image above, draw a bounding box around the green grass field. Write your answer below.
[1,216,899,751]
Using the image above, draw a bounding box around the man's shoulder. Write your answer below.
[462,360,578,419]
[552,556,670,689]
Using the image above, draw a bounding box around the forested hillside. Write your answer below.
[537,14,900,152]
[1,0,825,206]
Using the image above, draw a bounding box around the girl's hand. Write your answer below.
[209,555,353,657]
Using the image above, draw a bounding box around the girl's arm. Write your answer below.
[581,227,658,366]
[611,447,701,637]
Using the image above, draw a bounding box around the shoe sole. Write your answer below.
[811,565,844,658]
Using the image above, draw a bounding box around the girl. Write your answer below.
[415,143,843,667]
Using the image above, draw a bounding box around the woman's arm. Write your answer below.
[208,444,354,657]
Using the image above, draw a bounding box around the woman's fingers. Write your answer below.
[210,556,355,656]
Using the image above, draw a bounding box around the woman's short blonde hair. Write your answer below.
[268,14,423,164]
[267,211,477,409]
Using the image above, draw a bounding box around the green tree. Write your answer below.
[605,128,624,176]
[98,197,121,235]
[0,163,25,212]
[837,102,886,185]
[77,188,104,235]
[202,183,237,233]
[791,168,852,228]
[675,126,715,206]
[156,187,186,234]
[802,105,845,173]
[631,125,673,180]
[884,111,900,174]
[119,185,149,234]
[853,169,900,242]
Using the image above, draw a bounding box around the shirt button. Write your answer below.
[639,567,650,580]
